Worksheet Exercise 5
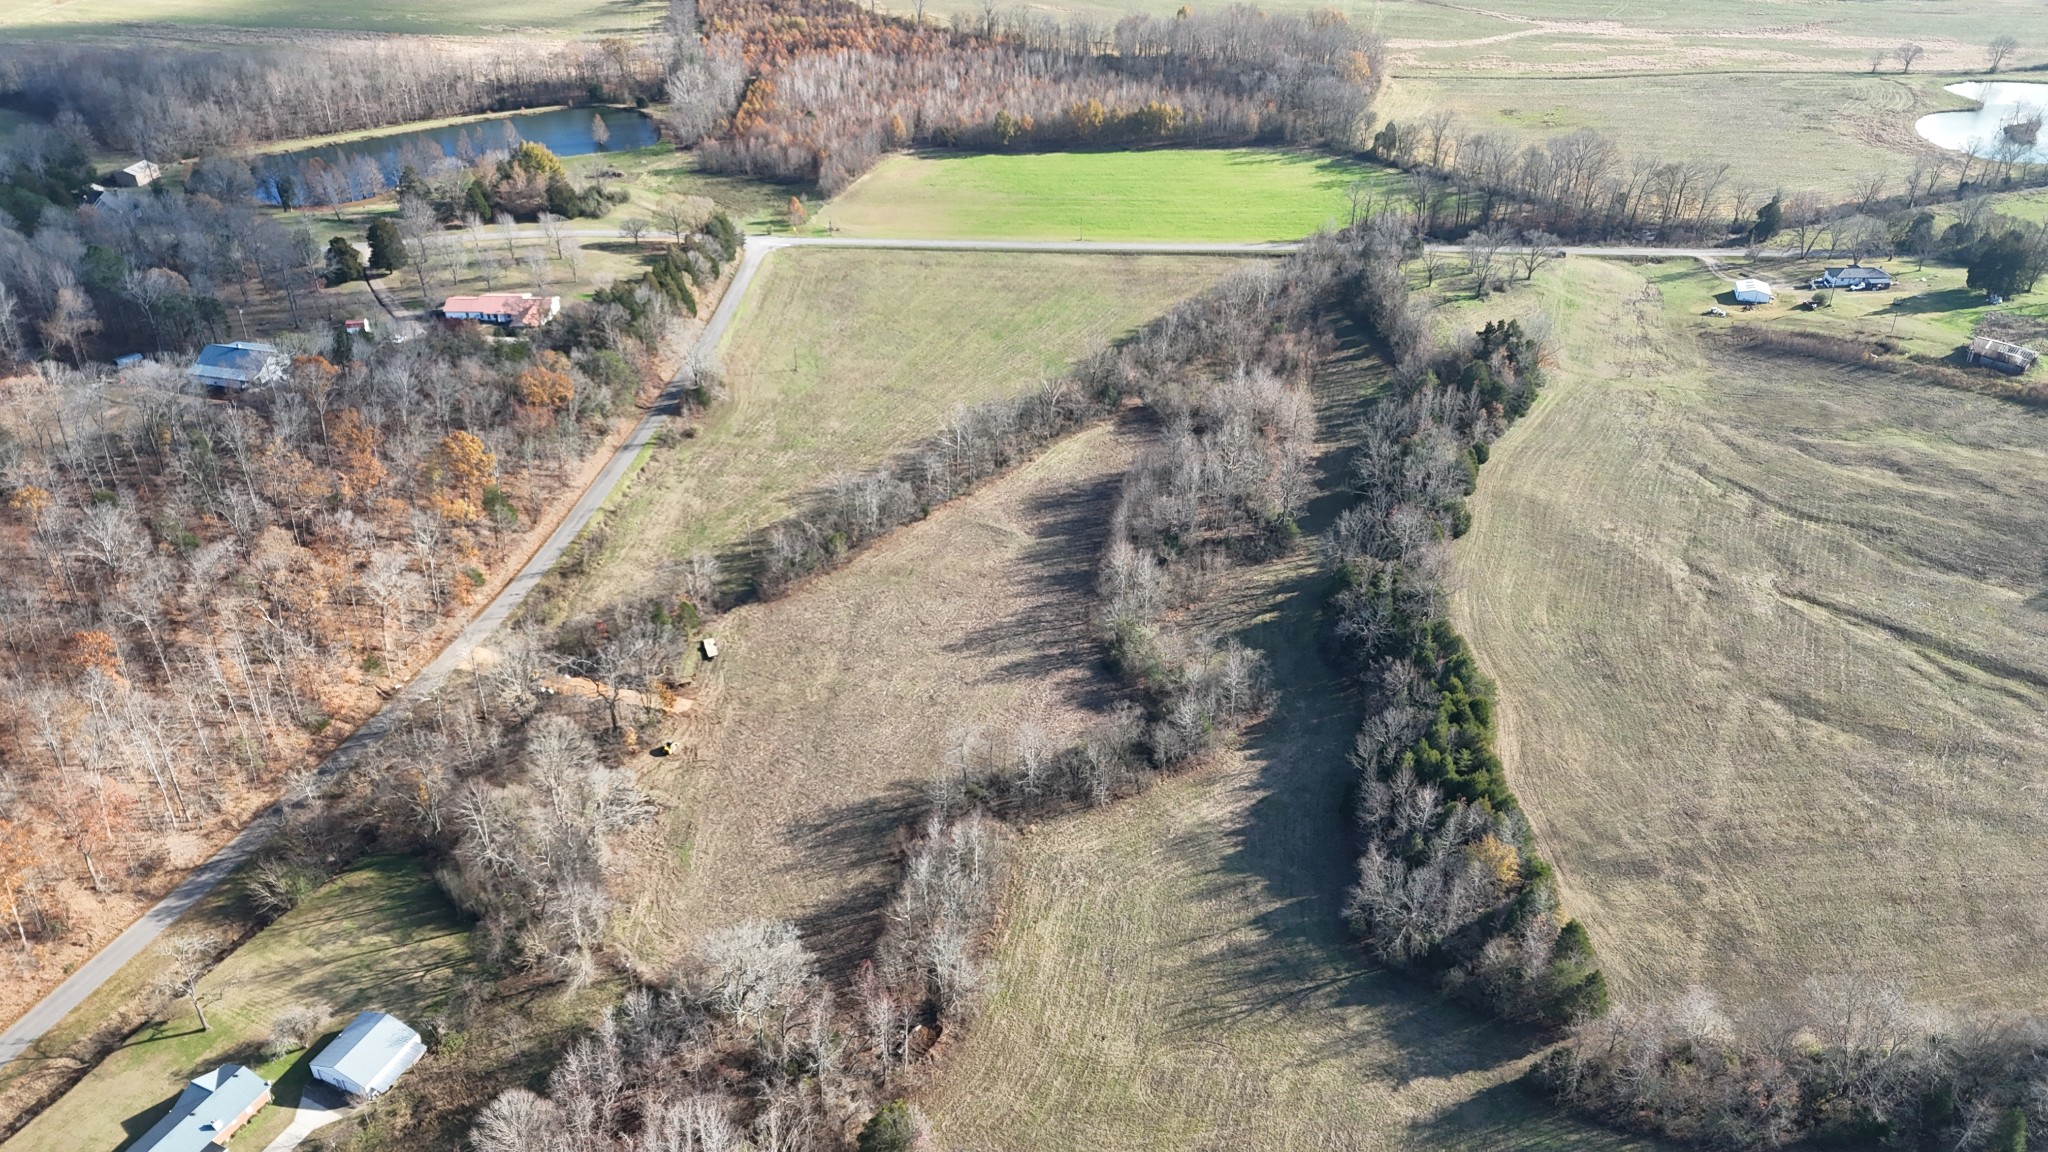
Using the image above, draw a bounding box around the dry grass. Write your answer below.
[914,333,1652,1151]
[546,248,1241,619]
[610,421,1136,969]
[1452,257,2048,1010]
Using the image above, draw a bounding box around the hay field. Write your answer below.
[2,859,471,1152]
[918,337,1650,1150]
[548,248,1241,617]
[610,421,1136,967]
[0,0,659,37]
[1451,257,2048,1009]
[823,150,1392,242]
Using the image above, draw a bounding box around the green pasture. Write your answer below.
[821,149,1393,242]
[2,858,472,1152]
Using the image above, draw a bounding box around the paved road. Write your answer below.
[0,229,1756,1073]
[0,236,776,1074]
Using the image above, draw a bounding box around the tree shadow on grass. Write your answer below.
[780,781,928,979]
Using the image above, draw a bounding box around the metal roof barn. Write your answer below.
[310,1011,427,1098]
[1732,279,1774,304]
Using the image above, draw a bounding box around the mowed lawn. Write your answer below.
[822,150,1391,242]
[1451,258,2048,1010]
[549,248,1243,616]
[4,858,472,1152]
[0,0,660,36]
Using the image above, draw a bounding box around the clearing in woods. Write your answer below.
[821,150,1393,242]
[1451,258,2048,1009]
[611,422,1137,968]
[2,858,471,1152]
[545,248,1242,618]
[918,329,1651,1150]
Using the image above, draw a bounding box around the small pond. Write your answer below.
[258,105,658,205]
[1916,82,2048,164]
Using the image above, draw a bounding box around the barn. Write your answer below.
[1968,334,2039,375]
[1732,279,1774,305]
[310,1012,427,1098]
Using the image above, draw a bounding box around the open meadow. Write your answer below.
[1,858,471,1152]
[1450,257,2048,1009]
[916,329,1652,1151]
[0,0,660,38]
[543,247,1242,617]
[822,150,1390,242]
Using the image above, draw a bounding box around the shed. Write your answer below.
[1969,334,2039,375]
[343,317,373,334]
[700,637,719,660]
[114,160,161,188]
[310,1011,427,1098]
[188,341,285,392]
[130,1064,270,1152]
[1732,279,1774,305]
[115,353,146,369]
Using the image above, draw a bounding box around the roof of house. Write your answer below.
[1822,265,1892,280]
[1971,334,2039,359]
[189,341,281,383]
[442,292,554,324]
[131,1064,269,1152]
[311,1011,426,1097]
[1732,278,1773,297]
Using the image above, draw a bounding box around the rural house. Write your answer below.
[1968,334,2039,375]
[439,292,561,330]
[1810,265,1894,291]
[113,160,161,187]
[188,341,285,391]
[310,1011,428,1098]
[129,1064,271,1152]
[1732,279,1774,305]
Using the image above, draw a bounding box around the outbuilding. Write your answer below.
[114,160,161,188]
[1969,334,2039,375]
[310,1011,427,1098]
[1732,279,1774,305]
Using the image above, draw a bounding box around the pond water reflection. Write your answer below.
[1915,82,2048,164]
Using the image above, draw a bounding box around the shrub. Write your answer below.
[264,1002,331,1058]
[857,1101,928,1152]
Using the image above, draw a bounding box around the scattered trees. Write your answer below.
[1989,35,2021,73]
[155,932,224,1031]
[1896,42,1925,72]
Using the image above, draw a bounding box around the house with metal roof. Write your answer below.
[1732,279,1774,305]
[1810,265,1894,291]
[310,1011,427,1098]
[1969,334,2039,375]
[114,160,161,188]
[439,292,560,330]
[188,342,285,392]
[130,1064,271,1152]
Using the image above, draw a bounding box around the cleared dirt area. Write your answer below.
[917,337,1651,1151]
[611,422,1137,968]
[1453,258,2048,1009]
[548,248,1241,619]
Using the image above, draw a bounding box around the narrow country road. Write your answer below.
[0,230,1756,1073]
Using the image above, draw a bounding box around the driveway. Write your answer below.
[259,1081,354,1152]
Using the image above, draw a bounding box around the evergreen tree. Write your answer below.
[1752,195,1783,242]
[325,236,366,285]
[366,218,402,273]
[465,179,493,220]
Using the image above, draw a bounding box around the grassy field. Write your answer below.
[1449,257,2048,1009]
[916,328,1652,1151]
[2,858,472,1152]
[821,149,1392,242]
[0,0,661,37]
[545,248,1243,617]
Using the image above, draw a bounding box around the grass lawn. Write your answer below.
[2,858,472,1152]
[1447,256,2048,1009]
[821,149,1393,242]
[542,247,1245,617]
[0,0,661,37]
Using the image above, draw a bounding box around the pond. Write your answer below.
[1915,81,2048,164]
[257,105,658,206]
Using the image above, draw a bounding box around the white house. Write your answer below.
[1810,265,1893,291]
[1732,279,1774,305]
[309,1011,427,1098]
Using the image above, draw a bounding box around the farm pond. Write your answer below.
[1916,82,2048,164]
[257,105,657,204]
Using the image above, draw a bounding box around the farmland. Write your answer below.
[0,0,660,38]
[544,247,1242,616]
[1450,258,2048,1008]
[821,150,1391,242]
[1,858,471,1152]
